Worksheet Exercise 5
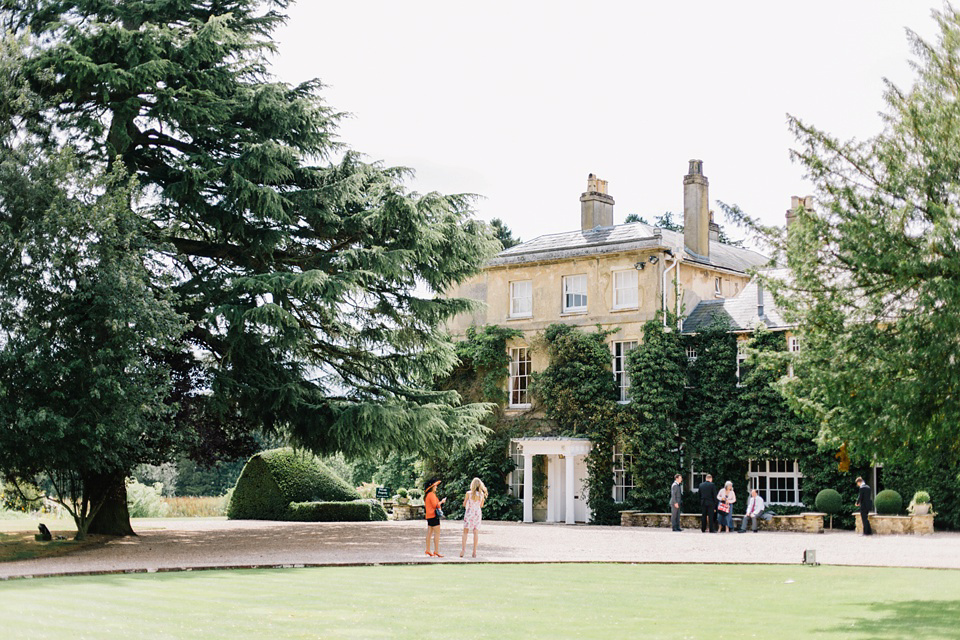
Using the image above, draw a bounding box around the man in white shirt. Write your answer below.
[738,488,766,533]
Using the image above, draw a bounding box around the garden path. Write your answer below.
[2,518,959,579]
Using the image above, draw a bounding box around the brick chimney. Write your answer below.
[580,173,614,230]
[683,160,709,258]
[708,210,721,243]
[786,195,813,228]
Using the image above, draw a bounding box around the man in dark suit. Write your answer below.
[698,474,718,533]
[856,476,873,536]
[670,474,684,531]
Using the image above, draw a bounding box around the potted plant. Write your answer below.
[395,488,410,506]
[909,490,931,516]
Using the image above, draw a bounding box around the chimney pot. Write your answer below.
[708,209,721,243]
[580,173,614,230]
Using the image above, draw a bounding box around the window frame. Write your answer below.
[689,464,708,493]
[508,441,524,498]
[736,339,748,386]
[748,459,804,506]
[612,444,634,503]
[509,280,533,319]
[612,340,638,403]
[508,347,532,408]
[562,274,588,313]
[612,269,639,310]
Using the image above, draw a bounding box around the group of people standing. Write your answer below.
[670,473,770,533]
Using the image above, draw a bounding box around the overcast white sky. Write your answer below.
[272,1,944,246]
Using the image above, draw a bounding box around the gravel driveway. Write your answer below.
[2,518,959,579]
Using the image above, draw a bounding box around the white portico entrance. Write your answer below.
[512,437,593,524]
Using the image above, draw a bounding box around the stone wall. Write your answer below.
[855,513,934,535]
[620,511,825,533]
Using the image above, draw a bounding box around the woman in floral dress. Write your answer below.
[460,477,487,558]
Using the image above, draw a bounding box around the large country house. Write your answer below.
[447,161,813,524]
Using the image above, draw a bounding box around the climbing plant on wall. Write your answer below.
[621,318,689,512]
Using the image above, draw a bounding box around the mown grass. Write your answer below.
[1,563,959,639]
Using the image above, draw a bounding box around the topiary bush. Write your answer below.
[815,489,843,515]
[815,488,843,529]
[227,448,360,520]
[875,489,903,515]
[287,500,387,522]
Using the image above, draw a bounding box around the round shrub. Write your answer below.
[815,489,843,515]
[227,448,360,520]
[875,489,903,515]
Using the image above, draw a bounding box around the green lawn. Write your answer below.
[1,564,958,639]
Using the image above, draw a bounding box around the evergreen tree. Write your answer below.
[724,6,960,467]
[489,218,521,249]
[0,154,187,539]
[0,1,497,534]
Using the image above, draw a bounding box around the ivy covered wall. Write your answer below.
[435,320,956,529]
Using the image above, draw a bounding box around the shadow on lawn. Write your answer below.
[824,600,960,638]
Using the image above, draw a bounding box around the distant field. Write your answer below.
[1,564,958,639]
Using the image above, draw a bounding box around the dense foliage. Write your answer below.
[0,0,497,534]
[431,325,525,521]
[286,500,387,522]
[724,7,960,469]
[0,155,187,539]
[621,320,688,512]
[227,448,359,520]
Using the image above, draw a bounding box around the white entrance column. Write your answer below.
[523,452,534,523]
[565,454,576,525]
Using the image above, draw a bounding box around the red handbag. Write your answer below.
[717,502,730,513]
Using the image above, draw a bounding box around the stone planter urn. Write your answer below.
[911,503,931,516]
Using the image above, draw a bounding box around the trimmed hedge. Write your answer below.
[228,448,360,520]
[815,489,843,515]
[875,489,903,515]
[287,500,388,522]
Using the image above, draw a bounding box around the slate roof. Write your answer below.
[489,221,769,274]
[682,269,794,333]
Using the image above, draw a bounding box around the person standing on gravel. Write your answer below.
[424,478,447,557]
[698,474,717,533]
[856,476,873,536]
[670,474,684,531]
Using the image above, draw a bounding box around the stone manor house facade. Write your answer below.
[447,161,814,524]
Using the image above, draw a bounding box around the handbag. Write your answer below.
[435,506,445,519]
[717,502,730,513]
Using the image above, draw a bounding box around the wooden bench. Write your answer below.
[619,511,825,533]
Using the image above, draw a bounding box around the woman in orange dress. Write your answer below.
[424,478,447,557]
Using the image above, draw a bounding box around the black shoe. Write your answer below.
[737,530,745,533]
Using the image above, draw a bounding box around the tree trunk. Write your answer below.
[86,472,136,536]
